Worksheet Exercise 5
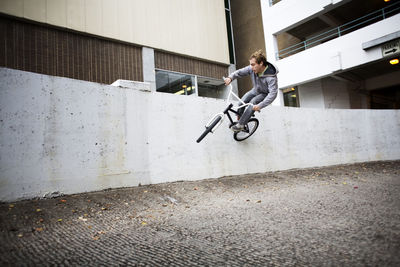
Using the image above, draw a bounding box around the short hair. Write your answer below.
[249,49,267,66]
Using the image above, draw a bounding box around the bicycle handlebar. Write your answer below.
[223,77,260,112]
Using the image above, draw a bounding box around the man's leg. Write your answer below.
[238,90,257,117]
[237,105,255,126]
[237,93,267,126]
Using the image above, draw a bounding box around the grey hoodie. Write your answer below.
[228,62,279,109]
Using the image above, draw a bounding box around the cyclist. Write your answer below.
[224,50,279,132]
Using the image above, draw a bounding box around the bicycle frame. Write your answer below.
[205,84,252,133]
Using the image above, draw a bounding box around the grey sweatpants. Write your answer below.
[238,90,267,125]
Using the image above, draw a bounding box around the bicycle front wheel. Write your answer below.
[233,118,259,141]
[196,116,222,143]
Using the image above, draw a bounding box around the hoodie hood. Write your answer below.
[259,62,279,77]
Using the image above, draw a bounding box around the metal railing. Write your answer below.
[276,1,400,60]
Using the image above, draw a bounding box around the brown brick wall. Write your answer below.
[155,50,228,79]
[0,16,143,84]
[0,15,229,85]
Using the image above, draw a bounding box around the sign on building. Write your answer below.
[381,39,400,57]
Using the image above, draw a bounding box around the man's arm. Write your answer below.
[256,77,278,109]
[227,66,252,83]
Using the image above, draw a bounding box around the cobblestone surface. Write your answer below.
[1,161,399,266]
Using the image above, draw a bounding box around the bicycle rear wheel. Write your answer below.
[233,118,259,141]
[196,116,222,143]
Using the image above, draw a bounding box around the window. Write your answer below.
[155,70,196,95]
[155,70,228,99]
[283,87,300,107]
[197,77,226,99]
[225,0,235,64]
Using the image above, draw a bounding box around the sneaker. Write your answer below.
[231,124,244,132]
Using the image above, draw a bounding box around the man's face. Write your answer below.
[250,58,264,74]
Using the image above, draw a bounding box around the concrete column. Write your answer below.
[231,0,266,97]
[229,64,239,96]
[298,80,326,108]
[271,88,284,106]
[194,75,199,96]
[142,47,156,92]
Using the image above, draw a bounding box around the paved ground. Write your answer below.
[1,161,399,266]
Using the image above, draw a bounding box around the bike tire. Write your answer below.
[233,118,259,141]
[196,116,222,143]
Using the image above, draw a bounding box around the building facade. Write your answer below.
[2,0,399,108]
[0,0,235,98]
[262,0,400,109]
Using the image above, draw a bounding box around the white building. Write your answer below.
[0,0,234,98]
[261,0,400,109]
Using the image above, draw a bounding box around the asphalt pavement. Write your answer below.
[1,160,399,266]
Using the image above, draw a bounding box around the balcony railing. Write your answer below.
[276,1,400,60]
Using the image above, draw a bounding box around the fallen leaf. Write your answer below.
[36,209,42,212]
[57,219,62,222]
[256,200,262,203]
[78,216,88,222]
[141,221,147,226]
[93,236,100,240]
[35,227,43,232]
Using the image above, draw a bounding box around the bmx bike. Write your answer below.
[196,83,259,143]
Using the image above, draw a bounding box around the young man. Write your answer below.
[224,50,279,132]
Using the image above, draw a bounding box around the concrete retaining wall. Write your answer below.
[1,68,400,202]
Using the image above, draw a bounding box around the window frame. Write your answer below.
[283,86,300,107]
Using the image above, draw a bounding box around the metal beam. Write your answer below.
[362,31,400,50]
